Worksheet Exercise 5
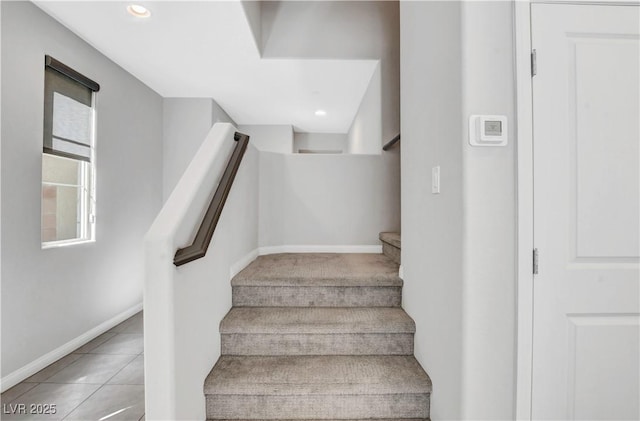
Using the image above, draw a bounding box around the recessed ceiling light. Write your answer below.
[315,110,327,117]
[127,4,151,18]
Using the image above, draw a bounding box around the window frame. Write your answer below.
[41,56,99,249]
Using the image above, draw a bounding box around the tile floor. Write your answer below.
[1,312,145,421]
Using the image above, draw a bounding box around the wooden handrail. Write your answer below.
[382,134,401,151]
[174,132,250,266]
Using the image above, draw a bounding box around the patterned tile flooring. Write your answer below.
[1,312,145,420]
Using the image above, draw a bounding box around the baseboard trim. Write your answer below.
[230,248,259,279]
[1,302,143,392]
[399,265,404,280]
[258,245,382,255]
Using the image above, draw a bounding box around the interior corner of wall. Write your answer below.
[240,0,263,57]
[347,63,383,155]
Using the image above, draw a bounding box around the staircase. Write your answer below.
[204,253,431,420]
[379,232,401,265]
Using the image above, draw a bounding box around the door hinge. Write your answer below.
[533,248,539,275]
[531,49,537,77]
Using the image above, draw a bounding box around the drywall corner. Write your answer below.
[240,0,262,55]
[347,64,382,155]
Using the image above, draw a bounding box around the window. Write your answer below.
[42,56,99,247]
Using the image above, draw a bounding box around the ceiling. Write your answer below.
[33,1,379,133]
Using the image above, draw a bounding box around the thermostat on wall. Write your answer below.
[469,115,507,146]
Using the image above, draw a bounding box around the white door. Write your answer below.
[531,3,640,420]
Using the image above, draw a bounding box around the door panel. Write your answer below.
[573,40,639,258]
[531,4,640,419]
[568,315,639,420]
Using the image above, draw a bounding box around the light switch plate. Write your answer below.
[432,166,440,194]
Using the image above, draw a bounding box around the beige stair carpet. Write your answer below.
[205,253,431,420]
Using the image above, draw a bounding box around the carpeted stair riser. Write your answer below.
[222,332,414,355]
[220,307,416,356]
[382,242,401,265]
[206,394,430,419]
[232,286,402,307]
[379,232,401,265]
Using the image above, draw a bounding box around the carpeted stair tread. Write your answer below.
[220,307,416,334]
[204,355,432,396]
[379,232,401,249]
[232,253,402,287]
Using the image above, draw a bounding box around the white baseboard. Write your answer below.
[230,248,259,279]
[399,265,404,280]
[1,302,143,392]
[258,245,382,255]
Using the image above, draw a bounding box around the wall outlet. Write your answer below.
[432,166,440,194]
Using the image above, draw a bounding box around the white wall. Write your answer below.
[294,132,347,153]
[401,1,517,419]
[259,151,400,250]
[460,2,516,418]
[145,124,259,420]
[163,98,236,200]
[238,124,293,153]
[1,0,162,383]
[400,2,464,419]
